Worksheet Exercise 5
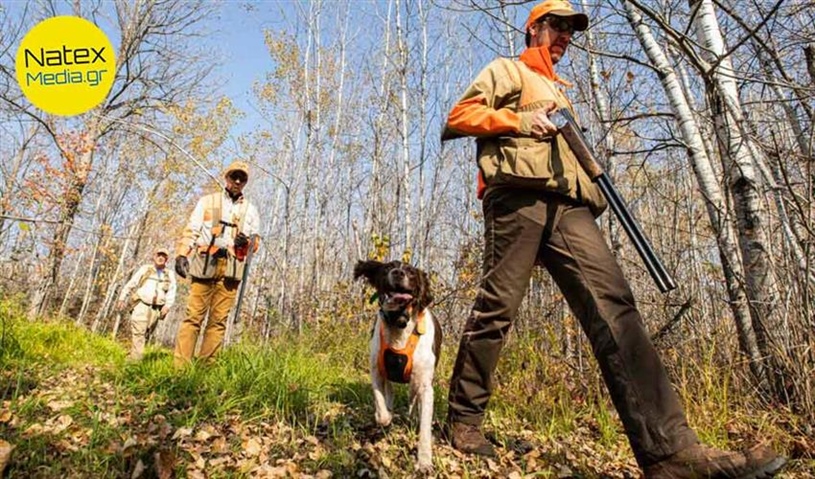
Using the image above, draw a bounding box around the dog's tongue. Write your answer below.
[388,293,413,304]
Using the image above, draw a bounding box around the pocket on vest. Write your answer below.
[189,251,219,279]
[495,137,555,188]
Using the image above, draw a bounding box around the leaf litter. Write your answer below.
[0,363,812,478]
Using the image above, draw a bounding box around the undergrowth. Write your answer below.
[1,299,812,478]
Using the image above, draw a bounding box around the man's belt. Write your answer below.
[139,300,163,310]
[197,245,228,258]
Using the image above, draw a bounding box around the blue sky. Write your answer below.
[206,3,290,136]
[4,1,305,135]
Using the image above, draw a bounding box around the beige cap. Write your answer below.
[155,247,169,256]
[224,160,250,179]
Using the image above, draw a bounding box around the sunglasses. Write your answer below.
[543,16,576,35]
[228,172,248,183]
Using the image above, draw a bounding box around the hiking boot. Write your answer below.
[444,421,496,457]
[644,443,787,479]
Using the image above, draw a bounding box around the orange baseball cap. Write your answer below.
[525,0,589,32]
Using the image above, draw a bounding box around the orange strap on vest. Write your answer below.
[377,310,425,383]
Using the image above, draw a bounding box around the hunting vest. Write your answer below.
[128,266,173,309]
[188,192,250,281]
[468,58,606,216]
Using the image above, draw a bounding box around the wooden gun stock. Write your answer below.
[550,108,677,293]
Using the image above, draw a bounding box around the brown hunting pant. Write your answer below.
[173,265,239,367]
[447,188,697,467]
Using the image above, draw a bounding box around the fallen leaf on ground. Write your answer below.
[46,400,73,412]
[131,459,145,479]
[0,440,14,474]
[154,449,175,479]
[46,414,73,434]
[171,427,192,440]
[242,437,262,457]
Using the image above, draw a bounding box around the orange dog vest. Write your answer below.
[377,310,426,383]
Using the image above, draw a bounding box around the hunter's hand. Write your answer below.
[234,232,249,249]
[175,255,189,279]
[530,103,559,139]
[160,305,170,317]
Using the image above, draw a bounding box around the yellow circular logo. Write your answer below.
[15,16,116,116]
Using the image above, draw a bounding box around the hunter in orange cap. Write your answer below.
[439,1,786,477]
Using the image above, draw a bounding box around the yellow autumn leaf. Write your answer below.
[46,399,73,412]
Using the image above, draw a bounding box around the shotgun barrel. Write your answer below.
[233,234,260,324]
[550,108,677,293]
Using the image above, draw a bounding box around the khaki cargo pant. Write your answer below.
[173,261,239,367]
[129,302,163,360]
[447,188,697,467]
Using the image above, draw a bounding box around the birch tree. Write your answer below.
[688,0,782,394]
[621,0,769,389]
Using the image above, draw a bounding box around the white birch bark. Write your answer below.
[622,0,767,384]
[691,0,780,387]
[95,195,148,334]
[416,0,429,267]
[395,0,412,257]
[364,0,394,254]
[76,189,110,326]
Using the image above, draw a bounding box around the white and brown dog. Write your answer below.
[353,260,441,471]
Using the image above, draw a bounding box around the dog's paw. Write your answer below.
[375,411,392,427]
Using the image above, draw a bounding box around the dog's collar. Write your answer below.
[379,307,408,326]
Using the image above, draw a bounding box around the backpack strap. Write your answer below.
[236,198,249,234]
[137,266,154,289]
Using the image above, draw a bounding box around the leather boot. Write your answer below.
[444,421,496,457]
[644,443,786,479]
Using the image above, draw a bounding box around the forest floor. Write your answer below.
[1,317,814,478]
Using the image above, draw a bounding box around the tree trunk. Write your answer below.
[623,0,767,387]
[691,0,785,400]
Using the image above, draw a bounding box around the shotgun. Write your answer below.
[550,108,677,293]
[232,234,260,324]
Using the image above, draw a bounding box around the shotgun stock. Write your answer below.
[550,108,677,293]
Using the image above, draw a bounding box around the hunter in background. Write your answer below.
[117,247,177,361]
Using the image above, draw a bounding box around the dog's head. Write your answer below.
[353,260,433,329]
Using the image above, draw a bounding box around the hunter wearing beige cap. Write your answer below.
[173,159,261,366]
[117,247,176,361]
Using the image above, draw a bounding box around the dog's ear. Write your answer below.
[416,269,434,311]
[353,260,384,284]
